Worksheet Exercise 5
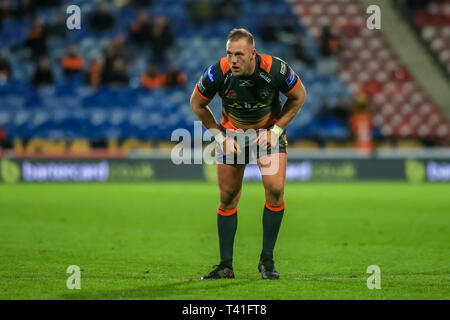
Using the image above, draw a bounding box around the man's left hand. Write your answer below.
[255,129,279,151]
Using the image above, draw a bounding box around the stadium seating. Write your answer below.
[287,0,450,140]
[412,1,450,75]
[0,0,447,142]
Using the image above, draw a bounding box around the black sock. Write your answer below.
[262,201,285,260]
[217,206,238,268]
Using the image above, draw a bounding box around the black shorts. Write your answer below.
[216,125,287,165]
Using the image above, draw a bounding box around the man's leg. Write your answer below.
[202,162,245,280]
[257,153,287,279]
[217,162,246,268]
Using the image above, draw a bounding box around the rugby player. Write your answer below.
[190,28,306,280]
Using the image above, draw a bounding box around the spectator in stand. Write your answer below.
[84,57,103,87]
[350,93,373,152]
[110,34,134,64]
[25,17,48,60]
[0,51,12,83]
[102,57,129,86]
[39,0,61,7]
[292,35,315,66]
[89,2,115,33]
[320,25,340,57]
[278,14,299,45]
[102,41,116,79]
[61,45,84,77]
[216,0,240,22]
[129,10,151,45]
[48,12,67,39]
[333,97,352,124]
[130,0,152,8]
[399,0,430,18]
[0,124,6,152]
[188,0,215,26]
[149,16,174,63]
[0,125,6,141]
[165,60,187,87]
[32,56,54,87]
[14,0,35,21]
[140,62,167,89]
[259,16,278,43]
[113,0,129,9]
[0,0,13,28]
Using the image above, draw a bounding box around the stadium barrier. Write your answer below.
[1,149,450,183]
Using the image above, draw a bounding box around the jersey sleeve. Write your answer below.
[195,62,223,101]
[272,57,300,95]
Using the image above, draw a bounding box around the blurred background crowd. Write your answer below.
[0,0,449,152]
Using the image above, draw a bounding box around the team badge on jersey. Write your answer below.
[280,62,287,75]
[225,89,237,99]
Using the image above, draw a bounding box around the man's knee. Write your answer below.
[266,186,284,205]
[219,188,241,209]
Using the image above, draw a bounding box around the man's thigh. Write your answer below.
[257,153,287,192]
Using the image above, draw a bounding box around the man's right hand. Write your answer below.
[220,136,241,156]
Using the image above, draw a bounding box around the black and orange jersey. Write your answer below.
[195,54,300,131]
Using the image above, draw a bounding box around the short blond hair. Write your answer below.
[227,28,255,47]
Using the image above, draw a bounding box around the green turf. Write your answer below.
[0,182,449,300]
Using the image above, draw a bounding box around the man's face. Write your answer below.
[226,38,256,76]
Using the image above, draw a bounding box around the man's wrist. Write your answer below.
[270,124,284,137]
[214,132,226,144]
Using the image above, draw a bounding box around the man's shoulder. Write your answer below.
[207,57,230,75]
[269,56,290,78]
[257,54,290,76]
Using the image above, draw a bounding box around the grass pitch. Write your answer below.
[0,182,449,300]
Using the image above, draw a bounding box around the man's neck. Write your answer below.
[241,55,257,77]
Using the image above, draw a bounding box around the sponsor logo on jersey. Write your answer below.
[239,80,254,87]
[259,72,271,83]
[286,67,296,86]
[227,102,267,109]
[197,80,206,92]
[207,65,216,83]
[280,62,287,75]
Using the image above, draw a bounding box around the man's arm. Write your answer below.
[190,88,222,134]
[190,88,241,154]
[255,79,306,149]
[275,79,307,130]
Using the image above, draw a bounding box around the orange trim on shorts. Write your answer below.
[258,54,273,73]
[220,57,230,74]
[195,84,212,101]
[220,115,239,131]
[220,115,278,132]
[265,201,285,211]
[218,206,237,216]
